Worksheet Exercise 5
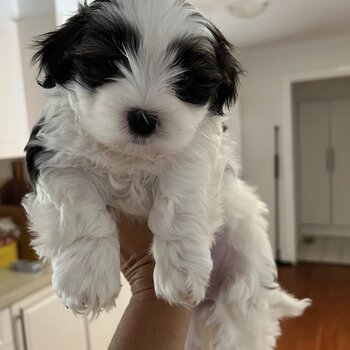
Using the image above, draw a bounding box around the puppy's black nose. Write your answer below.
[127,109,158,137]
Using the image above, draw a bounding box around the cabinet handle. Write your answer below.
[15,310,29,350]
[326,148,335,172]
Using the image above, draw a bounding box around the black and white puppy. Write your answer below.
[23,1,309,348]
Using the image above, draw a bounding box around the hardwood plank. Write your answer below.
[277,263,350,350]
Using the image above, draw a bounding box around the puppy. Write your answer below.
[23,0,310,348]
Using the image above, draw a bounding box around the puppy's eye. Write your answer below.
[106,57,119,67]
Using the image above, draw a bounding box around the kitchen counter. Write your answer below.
[0,265,52,309]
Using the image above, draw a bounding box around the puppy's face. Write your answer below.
[34,0,241,157]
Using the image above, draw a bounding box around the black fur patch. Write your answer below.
[206,23,243,115]
[170,38,222,107]
[25,118,53,185]
[33,2,140,90]
[170,25,242,115]
[92,0,113,3]
[72,20,140,89]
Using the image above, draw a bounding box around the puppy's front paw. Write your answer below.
[52,237,121,316]
[153,242,212,307]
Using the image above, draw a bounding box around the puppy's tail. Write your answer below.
[268,288,311,320]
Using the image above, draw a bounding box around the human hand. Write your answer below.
[117,214,156,300]
[109,214,192,350]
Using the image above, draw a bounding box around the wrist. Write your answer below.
[121,253,156,300]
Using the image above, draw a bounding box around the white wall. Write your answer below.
[18,12,56,129]
[0,0,55,20]
[0,12,55,180]
[0,19,28,159]
[239,33,350,255]
[0,0,19,19]
[54,0,81,25]
[18,0,55,19]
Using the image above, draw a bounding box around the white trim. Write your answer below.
[301,224,350,238]
[280,65,350,263]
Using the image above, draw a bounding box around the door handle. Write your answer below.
[326,148,335,172]
[15,310,29,350]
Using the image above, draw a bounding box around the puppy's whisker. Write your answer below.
[141,111,150,126]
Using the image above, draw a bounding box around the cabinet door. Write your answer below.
[331,99,350,225]
[87,276,132,350]
[12,287,88,350]
[299,101,330,224]
[0,308,14,350]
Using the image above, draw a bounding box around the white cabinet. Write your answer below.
[0,308,14,350]
[10,277,132,350]
[331,99,350,225]
[298,98,350,234]
[12,286,88,350]
[299,101,330,224]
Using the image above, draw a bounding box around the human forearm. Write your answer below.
[109,216,192,350]
[108,292,191,350]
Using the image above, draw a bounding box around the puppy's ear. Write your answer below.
[208,24,243,115]
[32,4,88,88]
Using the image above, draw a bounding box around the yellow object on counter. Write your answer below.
[0,242,18,268]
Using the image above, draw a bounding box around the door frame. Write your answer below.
[280,65,350,263]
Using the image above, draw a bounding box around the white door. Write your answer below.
[299,101,331,224]
[12,287,88,350]
[331,99,350,225]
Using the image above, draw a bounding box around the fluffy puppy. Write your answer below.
[23,0,310,348]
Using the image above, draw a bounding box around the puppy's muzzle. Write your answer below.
[127,109,158,137]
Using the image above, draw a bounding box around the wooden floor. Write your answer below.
[276,263,350,350]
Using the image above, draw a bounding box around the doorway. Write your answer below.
[293,77,350,265]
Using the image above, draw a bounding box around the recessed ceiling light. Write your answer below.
[227,0,271,19]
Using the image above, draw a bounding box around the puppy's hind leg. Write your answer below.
[216,169,311,349]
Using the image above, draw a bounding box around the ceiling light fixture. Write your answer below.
[227,0,271,19]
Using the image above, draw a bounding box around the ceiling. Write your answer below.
[191,0,350,50]
[1,0,350,50]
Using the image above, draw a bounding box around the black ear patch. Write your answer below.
[33,1,140,90]
[32,4,88,88]
[171,38,223,107]
[207,24,243,115]
[171,20,242,116]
